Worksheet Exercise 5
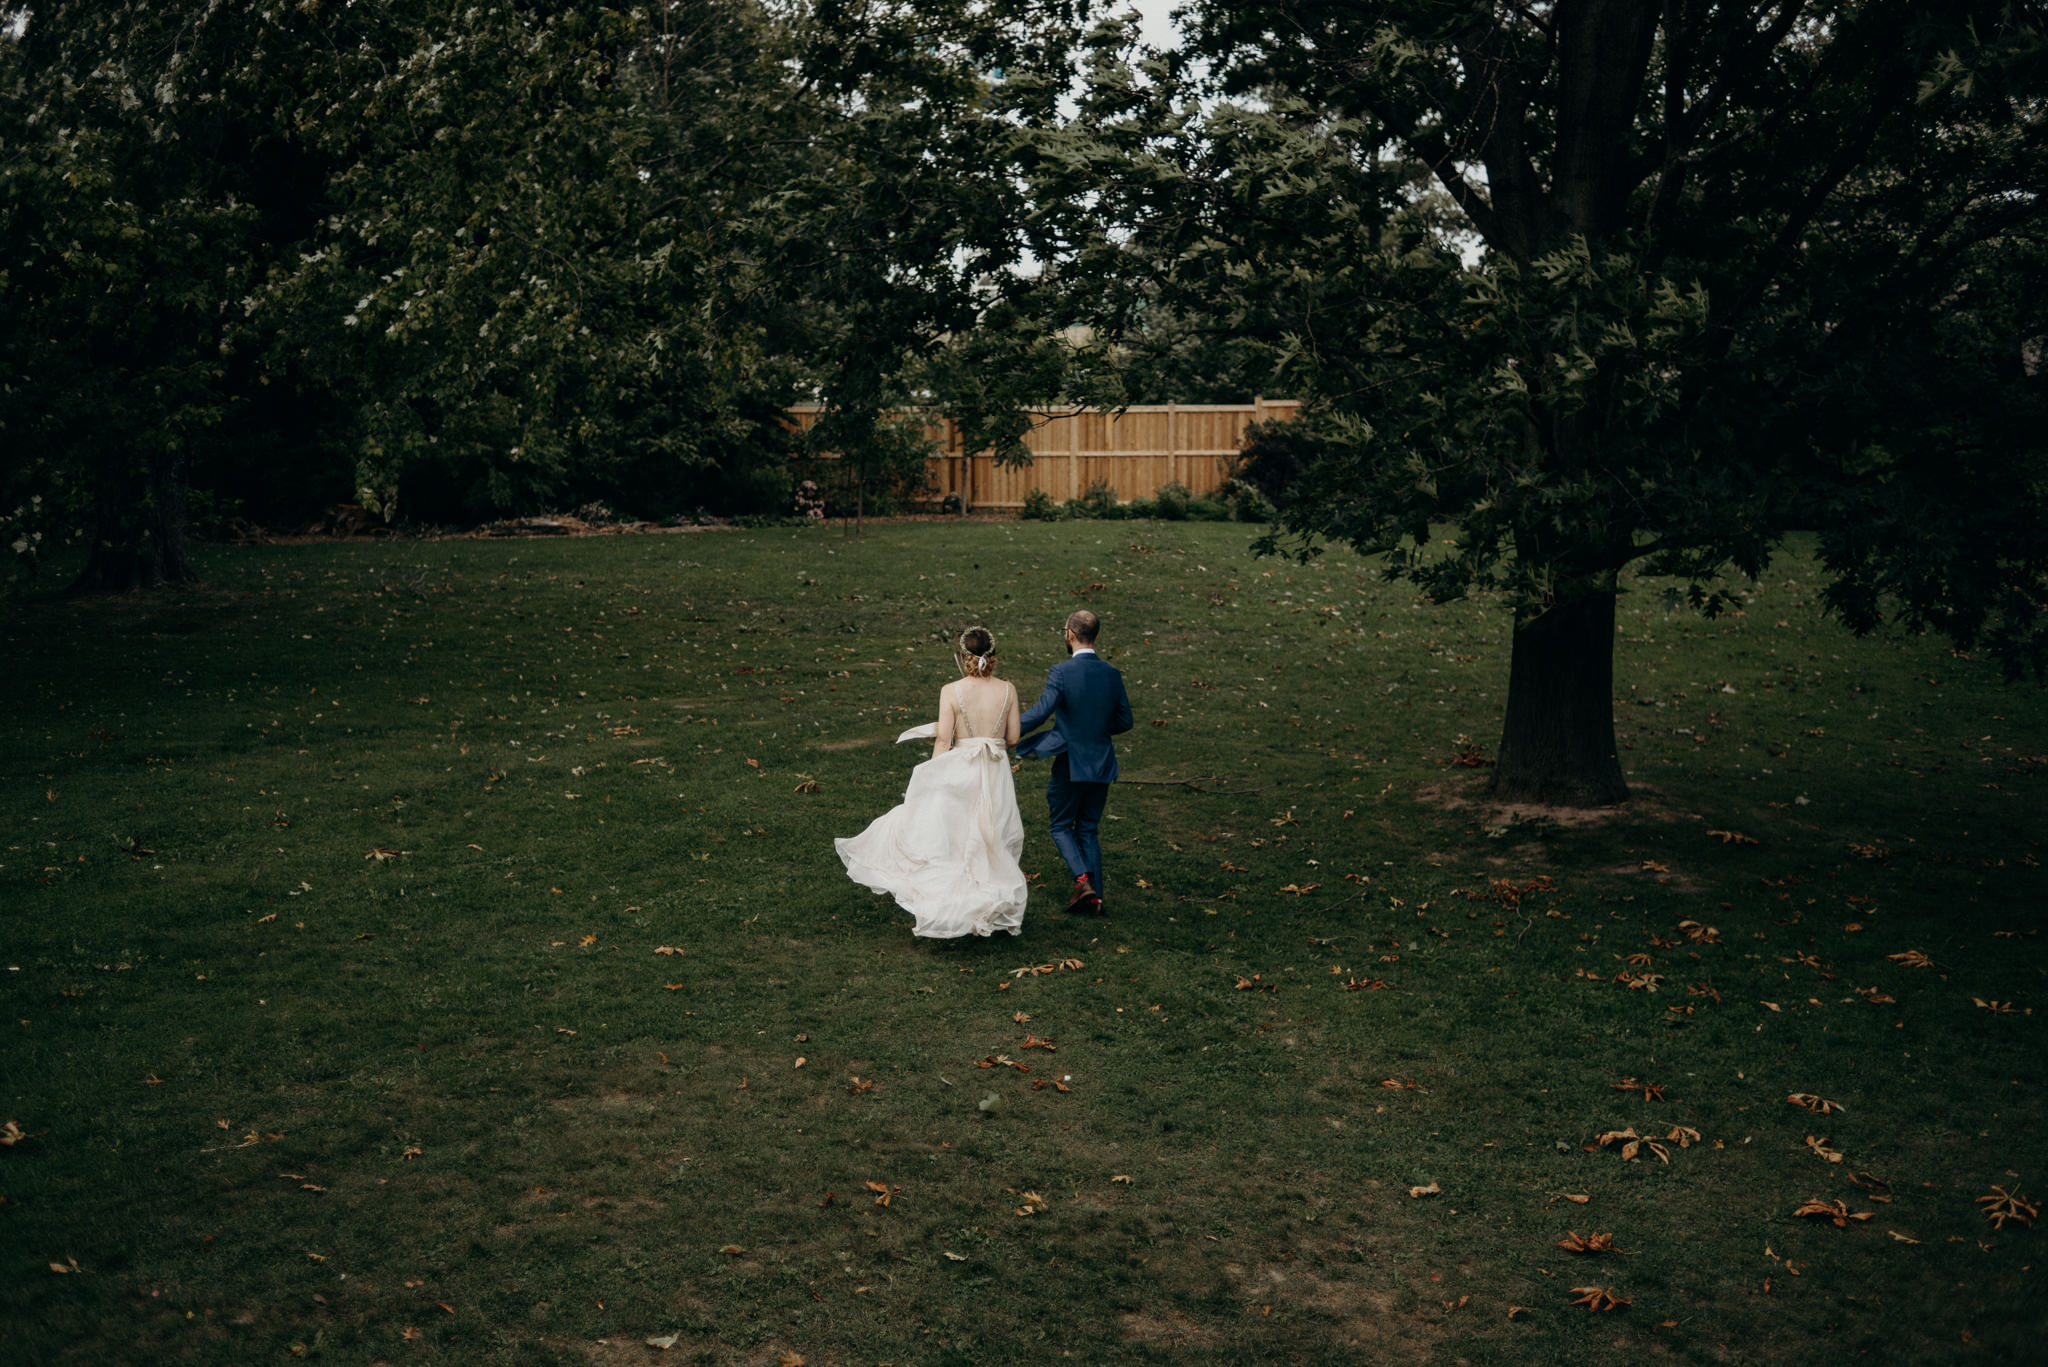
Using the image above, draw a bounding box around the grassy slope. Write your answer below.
[1,521,2042,1366]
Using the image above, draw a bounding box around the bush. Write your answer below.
[1020,488,1058,521]
[1223,477,1276,523]
[1122,497,1157,520]
[1070,478,1122,520]
[1153,480,1192,521]
[1186,496,1230,521]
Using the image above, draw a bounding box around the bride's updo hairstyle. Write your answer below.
[956,626,999,678]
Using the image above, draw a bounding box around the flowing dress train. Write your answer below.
[834,681,1027,938]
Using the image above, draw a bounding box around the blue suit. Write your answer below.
[1016,649,1134,891]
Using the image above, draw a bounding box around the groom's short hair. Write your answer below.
[1065,609,1100,644]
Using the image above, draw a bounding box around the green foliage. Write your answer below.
[1064,477,1124,520]
[1151,480,1192,521]
[1039,2,2047,680]
[1019,487,1059,521]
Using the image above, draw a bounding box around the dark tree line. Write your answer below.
[5,1,2042,806]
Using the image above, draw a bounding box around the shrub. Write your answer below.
[1186,496,1230,521]
[1020,487,1058,521]
[1223,477,1276,523]
[1075,478,1122,520]
[1122,497,1157,520]
[1153,480,1192,520]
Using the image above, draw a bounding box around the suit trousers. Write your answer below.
[1045,753,1110,890]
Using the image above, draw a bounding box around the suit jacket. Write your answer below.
[1016,650,1134,784]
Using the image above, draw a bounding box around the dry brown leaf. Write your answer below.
[1976,1185,2039,1230]
[1558,1231,1617,1254]
[1805,1135,1846,1164]
[0,1120,27,1147]
[1558,1192,1592,1205]
[1888,1230,1921,1244]
[1787,1093,1845,1115]
[1858,986,1896,1004]
[1665,1126,1702,1149]
[1705,829,1760,845]
[1568,1286,1630,1312]
[718,1244,747,1255]
[864,1180,898,1208]
[1611,1078,1667,1101]
[1341,977,1392,992]
[1972,997,2025,1015]
[1013,1191,1048,1216]
[1409,1181,1441,1198]
[1886,949,1934,968]
[654,946,685,957]
[847,1076,875,1094]
[1793,1198,1874,1227]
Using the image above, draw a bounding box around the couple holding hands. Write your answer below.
[835,610,1134,938]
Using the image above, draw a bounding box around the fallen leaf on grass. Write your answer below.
[1787,1093,1845,1115]
[943,1252,968,1261]
[1341,977,1391,992]
[790,774,819,794]
[1793,1198,1874,1227]
[1380,1078,1418,1090]
[1972,997,2026,1015]
[1013,1191,1048,1216]
[1558,1231,1618,1253]
[847,1077,875,1094]
[366,847,403,861]
[1008,958,1086,978]
[864,1180,899,1208]
[1556,1192,1592,1205]
[1409,1182,1440,1198]
[654,946,684,957]
[646,1333,679,1350]
[1111,1174,1134,1185]
[1568,1286,1630,1312]
[718,1245,747,1255]
[1858,986,1896,1004]
[49,1257,80,1275]
[1611,1077,1667,1102]
[1020,1034,1057,1051]
[1678,920,1722,943]
[403,1327,423,1341]
[976,1054,1030,1073]
[1889,1230,1921,1244]
[1847,1170,1893,1199]
[578,934,597,948]
[1886,950,1934,968]
[1805,1135,1845,1164]
[0,1120,27,1147]
[1274,883,1321,896]
[1976,1186,2038,1230]
[1705,830,1760,845]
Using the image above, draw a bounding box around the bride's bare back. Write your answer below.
[933,676,1020,754]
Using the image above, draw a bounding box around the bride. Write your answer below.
[834,626,1028,938]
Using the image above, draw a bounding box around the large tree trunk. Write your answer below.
[1491,588,1628,806]
[68,446,196,593]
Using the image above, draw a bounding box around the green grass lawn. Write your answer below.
[2,520,2042,1366]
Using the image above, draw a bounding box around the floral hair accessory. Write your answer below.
[957,626,997,676]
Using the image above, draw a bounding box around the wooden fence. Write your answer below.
[788,399,1299,511]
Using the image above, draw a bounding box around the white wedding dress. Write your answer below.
[835,678,1028,938]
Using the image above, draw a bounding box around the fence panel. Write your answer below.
[788,400,1299,511]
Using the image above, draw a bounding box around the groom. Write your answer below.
[1016,609,1134,917]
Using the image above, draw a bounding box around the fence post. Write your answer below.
[1166,401,1178,491]
[1069,408,1080,502]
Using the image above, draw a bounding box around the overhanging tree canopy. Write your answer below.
[1037,0,2048,804]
